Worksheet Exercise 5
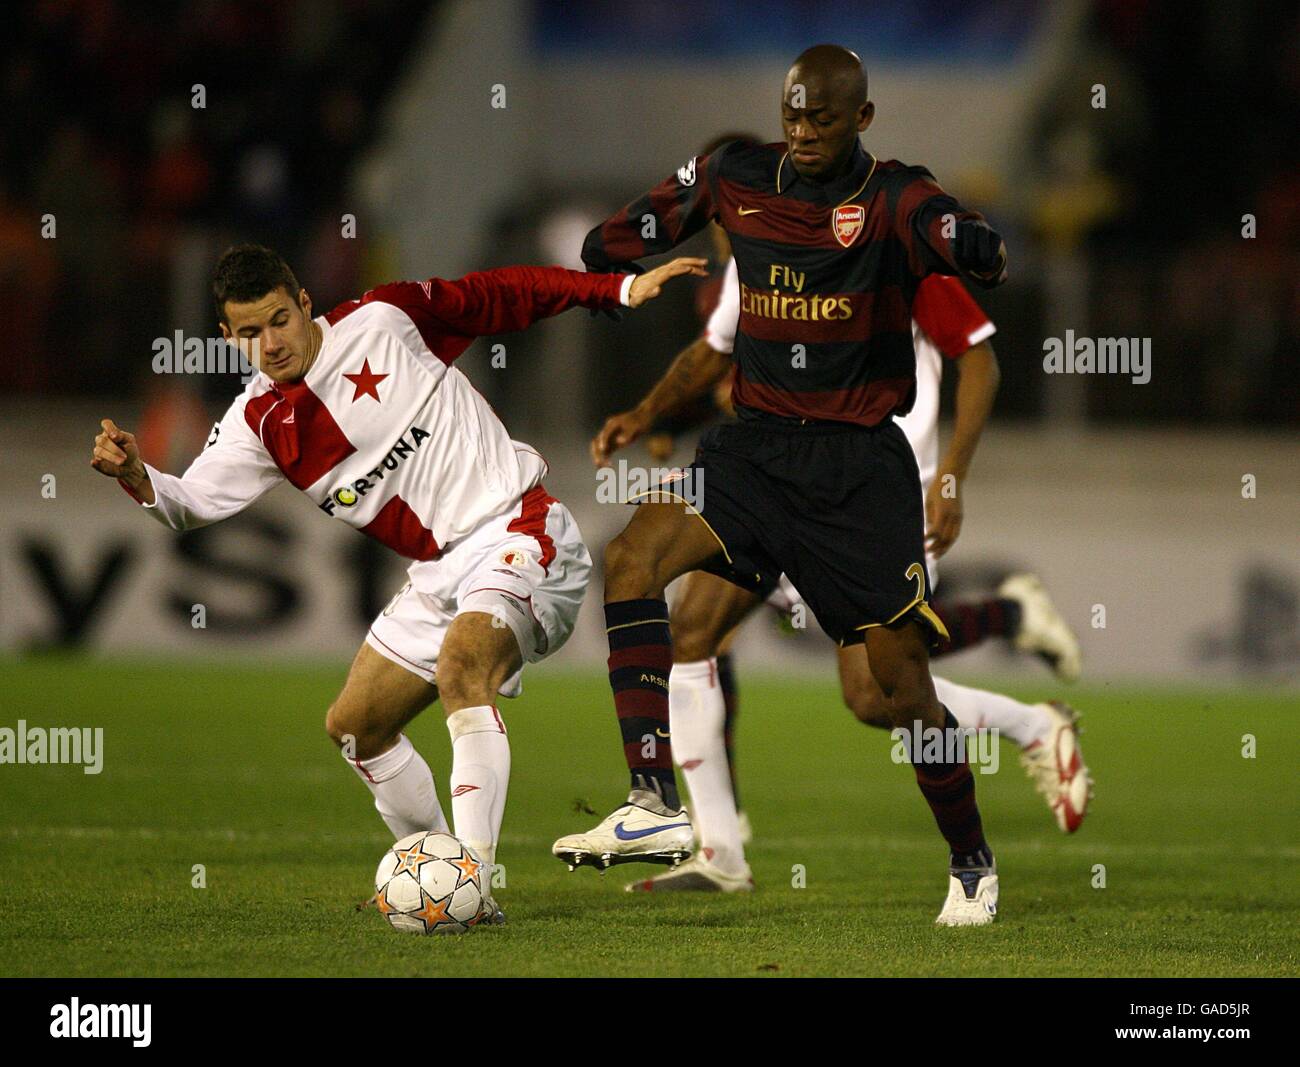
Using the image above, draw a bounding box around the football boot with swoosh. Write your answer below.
[552,790,693,870]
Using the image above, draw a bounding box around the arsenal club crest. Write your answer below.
[833,204,865,247]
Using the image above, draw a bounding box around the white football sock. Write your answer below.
[346,733,448,840]
[670,659,745,875]
[933,675,1051,748]
[446,705,510,875]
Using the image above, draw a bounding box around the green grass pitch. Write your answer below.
[0,655,1295,977]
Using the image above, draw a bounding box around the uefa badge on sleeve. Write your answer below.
[833,204,865,247]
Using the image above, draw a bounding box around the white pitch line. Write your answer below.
[1,826,1292,859]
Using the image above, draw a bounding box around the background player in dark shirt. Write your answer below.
[556,45,1009,925]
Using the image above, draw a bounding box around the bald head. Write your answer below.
[781,44,874,181]
[787,44,868,108]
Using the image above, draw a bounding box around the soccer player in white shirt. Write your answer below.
[90,243,705,921]
[557,254,1090,901]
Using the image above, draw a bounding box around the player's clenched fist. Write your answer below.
[91,419,154,502]
[953,220,1007,285]
[626,257,709,308]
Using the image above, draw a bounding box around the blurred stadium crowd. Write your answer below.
[1052,1,1299,424]
[2,0,1296,427]
[2,0,428,398]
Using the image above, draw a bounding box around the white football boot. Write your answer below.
[552,790,693,870]
[624,850,754,893]
[935,866,999,926]
[998,573,1083,682]
[477,895,506,925]
[1020,701,1093,833]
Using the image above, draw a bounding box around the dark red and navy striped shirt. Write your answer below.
[583,140,1004,426]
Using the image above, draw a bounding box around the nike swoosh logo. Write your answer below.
[737,206,763,216]
[613,821,691,841]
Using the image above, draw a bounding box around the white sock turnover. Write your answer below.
[446,705,510,876]
[933,675,1051,748]
[346,733,448,840]
[670,659,745,874]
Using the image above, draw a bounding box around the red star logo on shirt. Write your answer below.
[343,359,388,402]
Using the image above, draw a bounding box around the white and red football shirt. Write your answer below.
[706,259,994,490]
[131,266,633,558]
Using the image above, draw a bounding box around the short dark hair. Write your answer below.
[211,243,301,322]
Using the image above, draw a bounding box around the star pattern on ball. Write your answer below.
[393,838,437,877]
[375,884,396,917]
[343,358,388,403]
[447,848,482,888]
[412,889,455,933]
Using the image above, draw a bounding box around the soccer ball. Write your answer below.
[374,831,487,935]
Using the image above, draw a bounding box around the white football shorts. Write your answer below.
[366,486,591,697]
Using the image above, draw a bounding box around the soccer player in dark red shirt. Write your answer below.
[554,45,1009,925]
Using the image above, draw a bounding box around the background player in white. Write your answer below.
[560,252,1090,892]
[90,243,705,921]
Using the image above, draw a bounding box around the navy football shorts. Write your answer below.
[683,414,947,647]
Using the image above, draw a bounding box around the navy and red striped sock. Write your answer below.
[605,598,679,810]
[931,597,1021,658]
[912,709,990,863]
[717,652,740,808]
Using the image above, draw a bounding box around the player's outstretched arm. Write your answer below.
[895,170,1008,288]
[625,258,710,308]
[414,258,706,343]
[581,151,723,273]
[926,340,1000,557]
[92,406,283,530]
[590,334,731,466]
[91,419,156,505]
